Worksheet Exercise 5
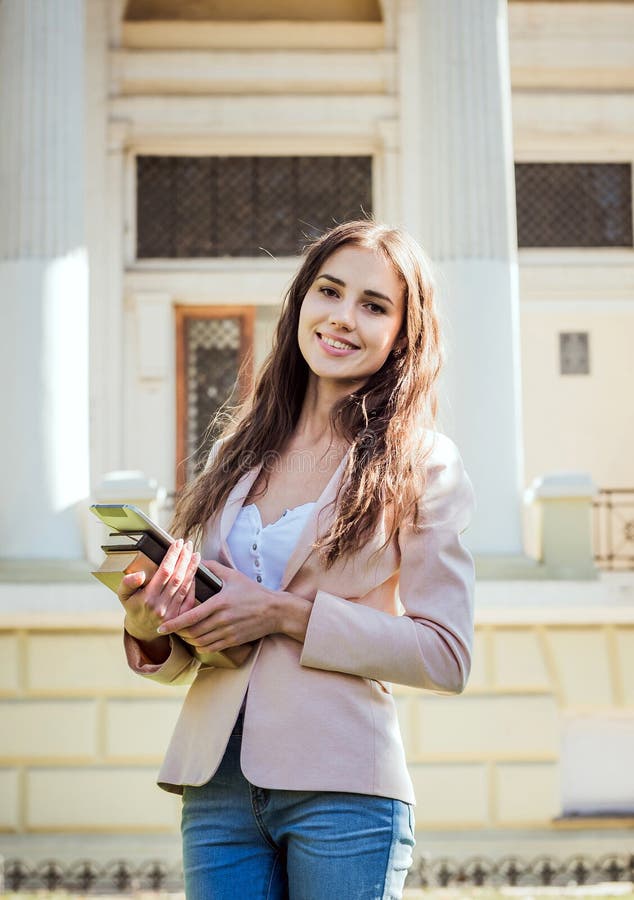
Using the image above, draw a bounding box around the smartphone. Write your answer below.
[89,503,223,599]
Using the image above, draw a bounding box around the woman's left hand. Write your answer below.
[156,560,281,653]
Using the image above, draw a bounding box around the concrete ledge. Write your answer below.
[0,569,633,627]
[0,559,92,584]
[3,826,634,868]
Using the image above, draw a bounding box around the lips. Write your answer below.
[317,332,360,351]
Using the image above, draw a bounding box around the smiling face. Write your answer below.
[297,244,406,393]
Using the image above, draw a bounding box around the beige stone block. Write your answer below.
[0,769,20,829]
[560,712,634,816]
[0,700,97,760]
[106,699,182,759]
[410,763,488,826]
[27,768,180,830]
[415,695,559,758]
[464,629,488,692]
[494,762,560,824]
[492,628,550,690]
[615,628,634,704]
[26,633,184,695]
[545,629,613,706]
[0,634,20,693]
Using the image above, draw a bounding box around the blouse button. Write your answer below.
[252,543,257,550]
[256,575,262,583]
[254,559,260,568]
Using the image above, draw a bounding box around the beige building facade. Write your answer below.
[0,0,633,880]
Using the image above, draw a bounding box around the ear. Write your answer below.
[393,334,408,354]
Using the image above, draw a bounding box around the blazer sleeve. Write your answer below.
[299,434,476,693]
[123,632,202,685]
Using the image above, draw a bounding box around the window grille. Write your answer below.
[559,332,590,375]
[515,163,632,248]
[175,307,254,487]
[137,156,372,258]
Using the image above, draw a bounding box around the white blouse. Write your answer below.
[226,501,316,591]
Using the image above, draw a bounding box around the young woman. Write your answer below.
[119,220,476,900]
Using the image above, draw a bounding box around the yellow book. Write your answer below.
[91,549,159,594]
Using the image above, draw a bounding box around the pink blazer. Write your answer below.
[124,431,476,805]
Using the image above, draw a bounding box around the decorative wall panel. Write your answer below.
[137,156,373,258]
[515,163,632,248]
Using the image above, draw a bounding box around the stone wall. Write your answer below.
[1,612,632,835]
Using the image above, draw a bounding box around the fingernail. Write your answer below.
[157,625,166,634]
[186,540,193,550]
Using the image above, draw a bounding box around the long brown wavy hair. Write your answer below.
[171,220,443,567]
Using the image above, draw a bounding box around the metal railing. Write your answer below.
[411,852,634,887]
[3,852,634,892]
[594,488,634,571]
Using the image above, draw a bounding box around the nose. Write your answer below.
[329,300,355,331]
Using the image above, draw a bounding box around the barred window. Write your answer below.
[137,156,373,258]
[175,307,254,487]
[559,332,590,376]
[515,163,632,248]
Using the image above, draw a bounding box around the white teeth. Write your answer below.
[320,334,357,351]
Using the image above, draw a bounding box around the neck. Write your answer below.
[294,374,359,448]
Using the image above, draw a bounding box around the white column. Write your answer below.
[399,0,524,557]
[376,119,402,225]
[0,0,89,559]
[86,0,123,484]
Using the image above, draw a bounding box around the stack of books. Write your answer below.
[92,531,164,593]
[91,528,252,669]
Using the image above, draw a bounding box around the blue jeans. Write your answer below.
[181,713,415,899]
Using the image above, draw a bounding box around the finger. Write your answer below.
[176,608,224,641]
[162,540,195,605]
[183,550,200,603]
[119,570,146,601]
[179,577,198,615]
[157,596,219,634]
[193,633,235,653]
[188,627,230,648]
[154,538,184,591]
[165,550,199,619]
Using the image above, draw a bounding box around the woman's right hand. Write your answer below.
[117,538,200,644]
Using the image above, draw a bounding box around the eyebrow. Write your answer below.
[317,273,394,306]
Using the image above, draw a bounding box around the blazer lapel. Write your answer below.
[280,450,350,590]
[218,463,263,567]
